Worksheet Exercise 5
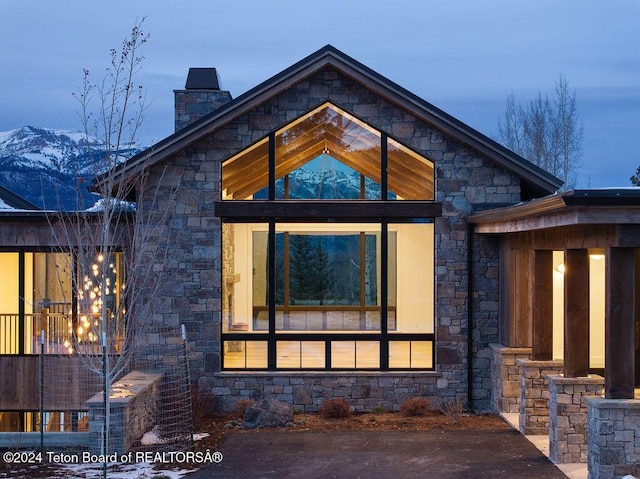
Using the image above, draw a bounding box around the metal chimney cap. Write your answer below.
[185,68,221,90]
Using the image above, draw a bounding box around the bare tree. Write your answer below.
[44,18,176,468]
[553,75,584,188]
[497,75,583,190]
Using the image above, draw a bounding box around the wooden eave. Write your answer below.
[470,189,640,233]
[94,45,561,196]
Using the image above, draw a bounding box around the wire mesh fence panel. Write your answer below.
[36,320,193,454]
[127,331,194,453]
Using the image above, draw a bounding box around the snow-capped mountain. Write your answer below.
[1,126,387,210]
[0,126,139,210]
[254,164,385,200]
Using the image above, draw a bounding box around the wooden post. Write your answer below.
[564,249,590,377]
[605,247,635,398]
[532,250,553,360]
[635,250,640,388]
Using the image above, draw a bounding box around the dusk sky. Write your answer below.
[1,0,638,188]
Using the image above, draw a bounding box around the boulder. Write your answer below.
[242,398,294,429]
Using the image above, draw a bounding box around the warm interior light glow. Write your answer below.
[555,263,566,274]
[590,254,605,261]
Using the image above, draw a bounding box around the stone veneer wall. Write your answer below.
[141,66,523,411]
[174,89,232,131]
[517,359,564,434]
[201,372,442,413]
[86,371,163,454]
[489,344,531,413]
[547,375,604,464]
[470,235,501,412]
[586,397,640,479]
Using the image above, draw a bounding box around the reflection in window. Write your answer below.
[221,102,434,201]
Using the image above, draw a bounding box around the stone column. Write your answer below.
[586,397,640,479]
[547,374,603,464]
[518,359,564,435]
[490,343,531,413]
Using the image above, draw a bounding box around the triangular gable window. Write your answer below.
[222,102,434,201]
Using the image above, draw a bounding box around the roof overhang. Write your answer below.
[94,45,562,196]
[470,189,640,233]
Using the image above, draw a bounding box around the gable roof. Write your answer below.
[96,45,562,196]
[0,184,40,210]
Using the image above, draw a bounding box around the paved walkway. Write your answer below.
[186,428,568,479]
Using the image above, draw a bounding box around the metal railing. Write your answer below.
[0,309,122,355]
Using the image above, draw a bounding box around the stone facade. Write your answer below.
[517,359,563,434]
[490,344,531,413]
[138,63,524,413]
[586,397,640,479]
[202,372,443,413]
[547,375,604,464]
[174,89,232,131]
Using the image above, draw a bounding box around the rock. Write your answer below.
[242,398,294,429]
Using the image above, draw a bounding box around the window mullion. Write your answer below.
[268,220,276,369]
[381,133,388,200]
[380,220,389,369]
[18,250,25,355]
[268,132,275,201]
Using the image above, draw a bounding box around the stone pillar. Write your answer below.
[547,374,603,464]
[490,343,531,413]
[605,247,636,399]
[586,397,640,479]
[564,249,590,378]
[518,359,564,435]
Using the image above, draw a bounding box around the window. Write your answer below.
[0,250,124,355]
[222,103,434,201]
[219,102,437,370]
[0,411,89,433]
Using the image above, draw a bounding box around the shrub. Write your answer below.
[319,398,352,419]
[191,384,215,429]
[371,405,387,415]
[399,397,432,417]
[442,398,466,417]
[232,398,256,418]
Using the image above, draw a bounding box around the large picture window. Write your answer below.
[218,102,438,370]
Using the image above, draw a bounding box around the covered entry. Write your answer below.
[472,189,640,475]
[472,189,640,395]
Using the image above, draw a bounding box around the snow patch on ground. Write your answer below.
[56,461,191,479]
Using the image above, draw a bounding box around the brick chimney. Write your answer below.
[174,68,232,132]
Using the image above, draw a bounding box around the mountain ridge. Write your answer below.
[0,126,139,210]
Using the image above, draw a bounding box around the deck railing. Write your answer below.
[0,309,120,355]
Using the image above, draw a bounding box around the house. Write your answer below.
[1,45,638,477]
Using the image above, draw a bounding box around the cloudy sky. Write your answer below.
[1,0,638,187]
